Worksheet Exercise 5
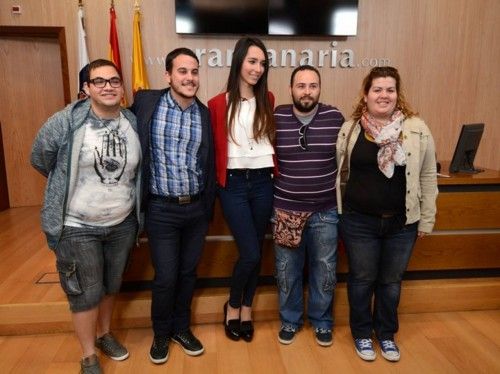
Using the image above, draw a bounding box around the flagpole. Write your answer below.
[132,0,149,95]
[109,0,127,105]
[77,0,89,70]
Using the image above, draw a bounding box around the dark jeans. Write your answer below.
[146,196,209,337]
[339,208,417,340]
[218,168,274,308]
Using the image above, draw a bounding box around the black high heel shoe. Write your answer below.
[240,320,254,342]
[223,301,240,341]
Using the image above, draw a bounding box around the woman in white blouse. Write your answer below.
[208,37,276,343]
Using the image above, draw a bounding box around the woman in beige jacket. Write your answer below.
[336,66,438,363]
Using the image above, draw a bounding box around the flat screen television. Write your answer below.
[175,0,359,36]
[449,123,485,174]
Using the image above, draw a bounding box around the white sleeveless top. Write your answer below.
[227,97,274,169]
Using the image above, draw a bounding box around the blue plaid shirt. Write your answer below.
[149,91,203,196]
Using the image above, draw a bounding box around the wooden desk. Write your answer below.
[437,161,500,186]
[124,164,500,284]
[403,163,500,273]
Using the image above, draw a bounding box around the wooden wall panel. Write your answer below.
[0,0,498,204]
[410,234,500,270]
[434,192,500,230]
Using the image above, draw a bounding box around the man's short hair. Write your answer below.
[290,65,321,86]
[87,59,121,80]
[165,48,199,73]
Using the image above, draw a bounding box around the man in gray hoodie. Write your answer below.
[31,59,141,374]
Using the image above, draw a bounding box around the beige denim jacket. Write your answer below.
[336,117,438,233]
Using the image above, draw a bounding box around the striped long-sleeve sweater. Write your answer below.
[273,103,344,213]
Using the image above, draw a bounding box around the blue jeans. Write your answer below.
[55,213,137,312]
[218,168,274,308]
[146,196,209,337]
[339,208,417,340]
[275,208,339,330]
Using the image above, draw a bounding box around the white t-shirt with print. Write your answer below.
[65,113,140,227]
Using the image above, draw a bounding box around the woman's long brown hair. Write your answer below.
[225,37,275,143]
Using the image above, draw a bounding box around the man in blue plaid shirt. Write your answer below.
[130,47,216,365]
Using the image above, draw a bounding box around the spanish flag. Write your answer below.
[132,2,149,95]
[109,2,127,106]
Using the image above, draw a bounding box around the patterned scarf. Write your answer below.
[360,110,406,178]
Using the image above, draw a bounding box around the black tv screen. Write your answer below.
[175,0,359,36]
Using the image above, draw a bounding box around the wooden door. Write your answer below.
[0,30,68,207]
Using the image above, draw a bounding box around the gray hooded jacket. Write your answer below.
[30,99,142,249]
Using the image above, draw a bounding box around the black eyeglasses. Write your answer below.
[299,124,309,150]
[89,77,122,88]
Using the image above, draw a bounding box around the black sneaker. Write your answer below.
[278,325,297,345]
[149,335,170,364]
[172,330,204,356]
[95,332,129,361]
[314,328,333,347]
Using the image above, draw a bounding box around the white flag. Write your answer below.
[77,5,89,71]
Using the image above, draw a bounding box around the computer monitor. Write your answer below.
[449,123,485,173]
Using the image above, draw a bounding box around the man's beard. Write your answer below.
[293,95,319,113]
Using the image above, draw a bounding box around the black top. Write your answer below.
[345,130,406,217]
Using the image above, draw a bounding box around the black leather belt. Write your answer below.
[151,193,201,205]
[227,168,273,177]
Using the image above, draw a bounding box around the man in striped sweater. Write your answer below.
[273,65,344,347]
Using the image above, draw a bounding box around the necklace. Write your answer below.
[90,109,122,136]
[101,117,121,136]
[92,110,121,136]
[236,99,255,151]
